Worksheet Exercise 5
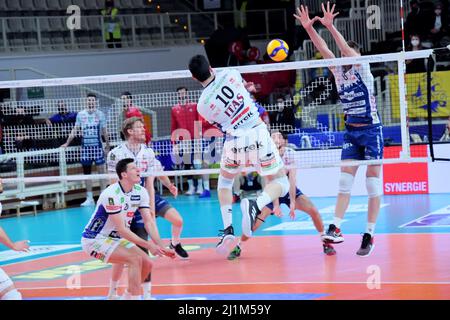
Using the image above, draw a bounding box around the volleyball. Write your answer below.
[266,39,289,62]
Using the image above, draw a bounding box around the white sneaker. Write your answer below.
[80,198,95,207]
[185,187,195,196]
[196,186,204,195]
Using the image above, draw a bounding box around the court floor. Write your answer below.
[1,192,449,300]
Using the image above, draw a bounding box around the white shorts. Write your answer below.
[0,268,13,293]
[221,124,284,176]
[81,236,135,263]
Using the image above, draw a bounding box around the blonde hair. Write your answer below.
[122,117,144,139]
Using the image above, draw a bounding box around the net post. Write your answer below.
[397,53,411,159]
[426,53,436,162]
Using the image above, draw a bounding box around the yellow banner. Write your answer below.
[389,70,450,119]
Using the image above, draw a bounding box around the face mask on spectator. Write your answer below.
[435,9,442,15]
[411,39,420,47]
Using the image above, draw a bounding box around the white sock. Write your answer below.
[196,179,203,191]
[142,282,151,296]
[187,179,194,190]
[203,177,210,190]
[171,225,182,245]
[220,204,232,229]
[333,217,343,228]
[108,280,119,296]
[256,192,272,211]
[366,222,376,236]
[86,191,93,199]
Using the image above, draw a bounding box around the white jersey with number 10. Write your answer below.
[197,68,261,137]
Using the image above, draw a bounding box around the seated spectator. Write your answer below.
[120,91,151,144]
[427,2,448,46]
[46,101,77,125]
[440,115,450,141]
[7,108,36,152]
[269,95,296,133]
[406,34,427,73]
[405,0,428,40]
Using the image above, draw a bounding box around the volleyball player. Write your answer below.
[189,55,290,256]
[295,2,384,256]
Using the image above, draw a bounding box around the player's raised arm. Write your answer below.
[294,4,335,59]
[317,1,358,57]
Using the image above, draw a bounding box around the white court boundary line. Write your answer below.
[16,280,450,291]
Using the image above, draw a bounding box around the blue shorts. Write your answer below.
[266,187,304,211]
[81,146,105,166]
[341,125,384,161]
[131,194,172,227]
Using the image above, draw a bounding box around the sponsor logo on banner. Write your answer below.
[383,145,429,195]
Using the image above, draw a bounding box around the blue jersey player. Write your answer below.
[295,2,383,256]
[62,93,110,206]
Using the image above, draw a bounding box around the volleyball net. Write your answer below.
[0,48,448,200]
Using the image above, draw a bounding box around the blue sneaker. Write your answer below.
[199,189,211,198]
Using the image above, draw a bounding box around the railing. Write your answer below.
[0,9,287,52]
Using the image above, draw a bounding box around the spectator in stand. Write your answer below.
[171,86,209,197]
[427,2,448,46]
[101,0,122,48]
[440,115,450,141]
[45,101,77,125]
[405,0,428,40]
[406,34,427,73]
[8,107,36,152]
[269,95,296,134]
[121,92,151,145]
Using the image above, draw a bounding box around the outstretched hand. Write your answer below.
[317,1,339,28]
[293,5,319,30]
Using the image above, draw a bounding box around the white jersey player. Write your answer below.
[0,179,30,300]
[81,158,173,300]
[189,54,290,257]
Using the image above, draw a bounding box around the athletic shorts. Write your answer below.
[0,268,13,293]
[341,125,384,161]
[221,124,284,176]
[131,194,172,227]
[81,146,105,166]
[81,236,134,263]
[266,187,304,211]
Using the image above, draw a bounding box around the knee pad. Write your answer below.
[217,175,234,190]
[273,176,290,197]
[366,177,382,198]
[1,289,22,300]
[339,172,354,194]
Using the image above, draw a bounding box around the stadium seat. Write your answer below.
[7,19,23,33]
[20,0,36,11]
[71,0,86,10]
[9,38,26,52]
[38,17,51,32]
[0,0,7,12]
[33,0,48,11]
[48,17,65,32]
[22,18,37,32]
[58,0,72,11]
[6,0,22,11]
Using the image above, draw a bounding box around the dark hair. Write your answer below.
[121,91,132,99]
[347,40,361,53]
[87,93,97,99]
[176,86,187,92]
[188,55,211,82]
[116,158,134,180]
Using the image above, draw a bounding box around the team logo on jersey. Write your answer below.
[124,203,129,211]
[108,198,115,205]
[110,153,116,161]
[131,195,141,201]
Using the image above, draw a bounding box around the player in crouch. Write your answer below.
[81,159,174,300]
[189,54,290,257]
[228,132,336,260]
